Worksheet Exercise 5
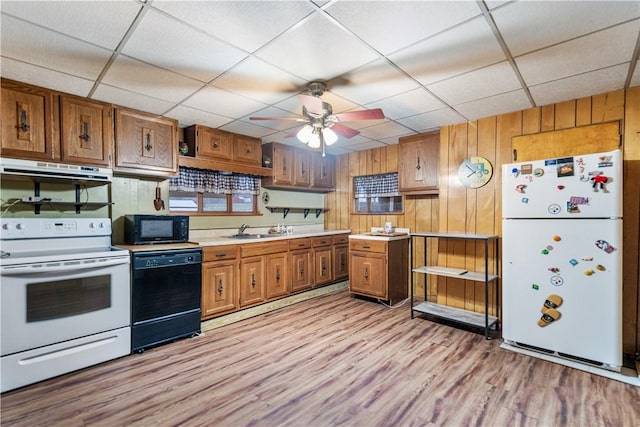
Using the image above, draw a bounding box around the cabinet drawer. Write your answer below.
[289,238,312,250]
[349,239,387,253]
[203,245,238,262]
[241,241,289,258]
[332,234,349,245]
[312,236,332,247]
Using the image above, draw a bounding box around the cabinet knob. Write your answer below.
[416,156,421,170]
[251,273,256,288]
[217,279,223,296]
[364,267,369,279]
[276,267,280,282]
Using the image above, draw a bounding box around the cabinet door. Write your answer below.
[294,149,311,187]
[350,252,386,298]
[333,244,349,280]
[234,134,262,165]
[272,144,294,185]
[398,133,439,194]
[1,80,56,160]
[197,126,233,161]
[266,252,289,299]
[240,256,265,307]
[115,108,178,175]
[60,95,112,167]
[311,152,335,189]
[290,249,312,292]
[202,261,237,319]
[313,247,333,286]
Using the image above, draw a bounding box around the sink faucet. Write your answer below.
[238,223,249,235]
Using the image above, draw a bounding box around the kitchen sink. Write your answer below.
[227,234,270,239]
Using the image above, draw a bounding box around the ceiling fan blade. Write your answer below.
[333,108,385,122]
[330,123,360,139]
[300,94,324,115]
[249,116,306,122]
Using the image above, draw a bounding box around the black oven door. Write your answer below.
[131,248,202,352]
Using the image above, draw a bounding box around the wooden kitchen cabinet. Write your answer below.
[201,245,239,320]
[289,238,313,293]
[60,94,113,167]
[240,256,265,308]
[333,234,349,281]
[312,236,333,286]
[294,149,311,187]
[114,107,178,176]
[262,142,294,186]
[398,132,439,195]
[349,237,409,304]
[311,152,335,190]
[262,142,335,192]
[1,79,56,161]
[233,134,262,165]
[266,252,289,299]
[184,125,233,161]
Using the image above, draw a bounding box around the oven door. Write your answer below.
[1,256,131,356]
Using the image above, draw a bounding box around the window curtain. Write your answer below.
[169,167,261,195]
[353,172,399,198]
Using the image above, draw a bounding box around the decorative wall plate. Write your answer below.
[457,156,493,188]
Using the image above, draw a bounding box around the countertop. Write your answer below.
[193,229,352,247]
[349,232,410,241]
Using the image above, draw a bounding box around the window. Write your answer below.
[353,173,403,214]
[169,167,260,215]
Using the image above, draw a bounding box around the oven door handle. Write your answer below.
[0,257,130,275]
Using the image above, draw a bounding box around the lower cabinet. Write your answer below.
[349,237,409,304]
[312,236,333,287]
[289,238,313,293]
[240,256,265,308]
[239,240,289,308]
[266,252,289,299]
[333,234,349,281]
[201,245,239,320]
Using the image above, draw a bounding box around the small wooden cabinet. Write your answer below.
[289,238,313,293]
[114,107,178,176]
[239,240,289,308]
[312,236,333,286]
[398,132,439,195]
[266,252,289,299]
[262,142,335,192]
[240,256,265,308]
[60,94,113,167]
[202,245,239,320]
[183,125,262,167]
[349,236,409,304]
[1,79,56,161]
[234,134,262,165]
[332,234,349,281]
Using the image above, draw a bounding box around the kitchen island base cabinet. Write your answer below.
[349,237,409,305]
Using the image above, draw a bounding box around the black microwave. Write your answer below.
[124,215,189,245]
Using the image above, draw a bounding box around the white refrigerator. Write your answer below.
[502,149,623,371]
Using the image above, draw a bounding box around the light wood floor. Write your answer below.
[2,290,639,426]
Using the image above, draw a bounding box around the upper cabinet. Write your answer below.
[1,79,56,161]
[398,132,440,195]
[233,134,262,165]
[60,95,113,167]
[114,107,178,177]
[262,142,335,192]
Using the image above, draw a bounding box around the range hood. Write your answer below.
[0,158,113,183]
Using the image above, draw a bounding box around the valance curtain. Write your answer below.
[169,167,261,195]
[353,172,399,198]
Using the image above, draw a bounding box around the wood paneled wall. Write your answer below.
[326,87,639,356]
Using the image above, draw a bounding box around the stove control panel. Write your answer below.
[0,218,112,240]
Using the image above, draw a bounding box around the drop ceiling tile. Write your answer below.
[397,107,467,132]
[389,16,506,86]
[454,89,532,121]
[121,8,248,83]
[150,1,316,52]
[102,55,204,103]
[0,58,95,97]
[529,64,630,107]
[220,121,279,139]
[427,61,521,106]
[255,13,379,82]
[1,14,113,80]
[357,121,413,139]
[244,106,304,131]
[370,88,446,120]
[92,84,175,115]
[163,105,232,129]
[183,85,268,119]
[211,57,307,104]
[0,0,142,50]
[493,1,640,56]
[517,20,640,86]
[328,59,420,105]
[325,1,481,55]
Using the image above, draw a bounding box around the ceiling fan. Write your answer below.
[250,81,385,156]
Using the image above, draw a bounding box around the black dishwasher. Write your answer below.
[131,247,202,352]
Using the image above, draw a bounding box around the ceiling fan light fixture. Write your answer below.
[307,131,321,149]
[296,124,313,143]
[323,127,338,146]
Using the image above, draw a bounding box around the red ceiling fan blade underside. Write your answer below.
[249,116,306,122]
[330,123,360,139]
[332,108,384,122]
